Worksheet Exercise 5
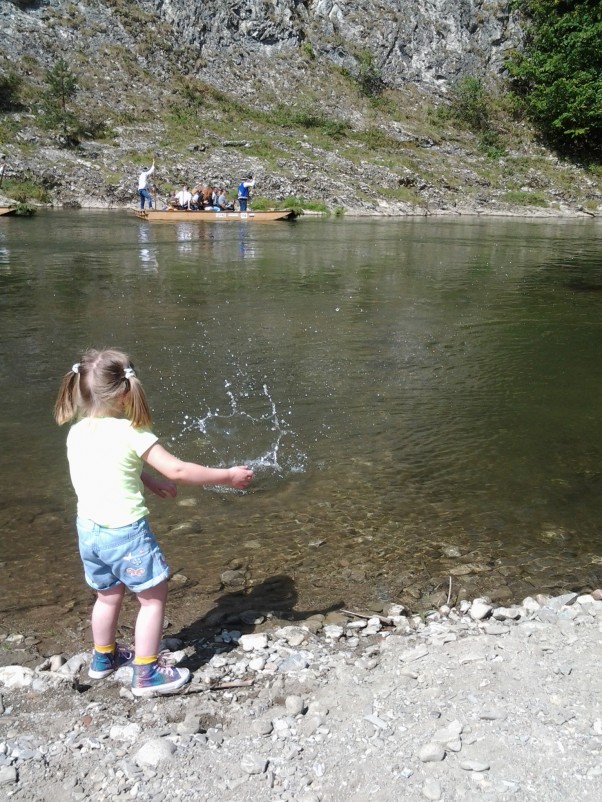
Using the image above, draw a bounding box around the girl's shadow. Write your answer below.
[172,574,343,671]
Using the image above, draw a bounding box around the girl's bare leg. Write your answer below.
[91,584,125,646]
[134,580,168,657]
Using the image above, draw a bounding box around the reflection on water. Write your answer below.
[137,224,158,273]
[1,211,602,633]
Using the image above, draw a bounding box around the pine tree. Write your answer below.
[42,58,80,145]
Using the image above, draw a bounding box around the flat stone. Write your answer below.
[422,778,442,800]
[0,766,18,786]
[418,743,446,762]
[239,633,268,652]
[241,753,268,775]
[483,622,510,635]
[277,652,310,673]
[480,709,507,721]
[460,759,490,772]
[492,606,522,621]
[546,593,578,611]
[110,723,141,742]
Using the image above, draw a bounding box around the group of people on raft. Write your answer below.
[137,162,255,212]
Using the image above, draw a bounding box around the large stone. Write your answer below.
[134,738,177,767]
[0,766,18,786]
[0,666,34,689]
[418,743,446,762]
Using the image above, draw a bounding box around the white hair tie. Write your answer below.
[124,367,135,380]
[72,363,80,374]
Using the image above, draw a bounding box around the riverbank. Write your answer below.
[1,590,601,802]
[0,191,598,220]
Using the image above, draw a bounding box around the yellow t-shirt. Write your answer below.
[67,417,158,528]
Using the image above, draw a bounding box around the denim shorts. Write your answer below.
[77,516,170,592]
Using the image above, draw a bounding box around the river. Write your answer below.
[1,211,601,636]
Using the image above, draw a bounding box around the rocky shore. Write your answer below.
[1,590,601,802]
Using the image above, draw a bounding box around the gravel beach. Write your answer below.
[1,590,602,802]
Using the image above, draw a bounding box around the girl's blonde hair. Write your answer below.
[54,348,152,428]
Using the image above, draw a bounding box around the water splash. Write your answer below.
[176,379,307,487]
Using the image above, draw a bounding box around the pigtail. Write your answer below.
[124,375,152,429]
[54,368,81,425]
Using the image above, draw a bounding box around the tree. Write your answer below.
[42,58,80,144]
[507,1,602,157]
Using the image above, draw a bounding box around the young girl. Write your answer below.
[54,348,253,696]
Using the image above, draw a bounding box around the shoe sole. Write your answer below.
[89,657,133,680]
[88,668,114,679]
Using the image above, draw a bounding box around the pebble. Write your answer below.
[278,653,310,673]
[285,695,305,716]
[252,719,273,736]
[469,599,493,621]
[176,714,201,735]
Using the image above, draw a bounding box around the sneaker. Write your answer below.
[131,657,190,697]
[89,644,133,679]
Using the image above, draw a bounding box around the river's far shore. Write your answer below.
[1,589,601,802]
[1,190,600,220]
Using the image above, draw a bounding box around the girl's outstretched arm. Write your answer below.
[142,443,253,489]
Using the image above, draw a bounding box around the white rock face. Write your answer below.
[138,0,522,90]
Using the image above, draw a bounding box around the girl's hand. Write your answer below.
[141,471,177,498]
[228,466,254,489]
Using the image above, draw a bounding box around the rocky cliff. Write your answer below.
[140,0,521,91]
[0,0,600,215]
[3,0,521,103]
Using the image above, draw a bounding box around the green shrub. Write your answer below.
[507,1,602,157]
[281,196,328,213]
[301,42,315,60]
[0,69,22,112]
[355,127,397,149]
[271,105,324,129]
[320,119,349,138]
[478,130,506,159]
[3,179,51,204]
[355,52,384,98]
[449,76,490,132]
